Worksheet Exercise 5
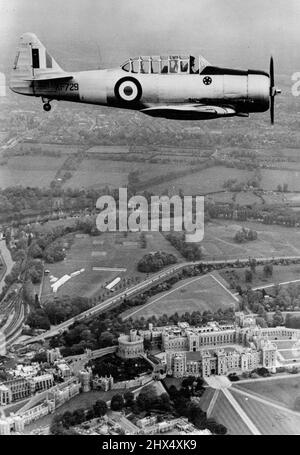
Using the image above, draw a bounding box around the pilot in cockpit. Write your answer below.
[190,56,199,74]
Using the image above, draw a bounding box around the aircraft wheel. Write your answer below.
[43,103,51,112]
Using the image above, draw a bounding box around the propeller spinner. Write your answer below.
[269,56,281,124]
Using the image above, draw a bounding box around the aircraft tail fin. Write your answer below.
[10,33,64,94]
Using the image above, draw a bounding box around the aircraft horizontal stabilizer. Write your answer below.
[24,73,74,82]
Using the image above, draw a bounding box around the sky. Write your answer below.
[1,0,300,74]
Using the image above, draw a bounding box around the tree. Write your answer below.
[182,376,196,391]
[263,264,273,278]
[136,385,157,411]
[158,392,171,411]
[110,394,124,411]
[245,269,253,283]
[256,317,268,328]
[93,399,107,417]
[124,391,134,407]
[273,310,284,327]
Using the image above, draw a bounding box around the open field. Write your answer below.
[206,192,235,204]
[41,230,183,301]
[122,273,237,321]
[0,156,66,188]
[147,166,252,195]
[220,263,300,289]
[261,169,300,191]
[202,220,300,260]
[230,388,300,435]
[234,192,262,206]
[210,390,252,435]
[65,159,190,189]
[234,377,300,410]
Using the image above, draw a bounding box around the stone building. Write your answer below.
[117,329,144,359]
[143,315,300,378]
[0,373,54,404]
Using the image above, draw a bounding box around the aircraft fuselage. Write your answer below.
[28,67,270,115]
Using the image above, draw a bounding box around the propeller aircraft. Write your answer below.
[10,33,281,123]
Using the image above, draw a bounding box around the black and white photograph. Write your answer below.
[0,0,300,441]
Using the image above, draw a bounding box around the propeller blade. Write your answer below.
[269,56,276,125]
[270,95,274,125]
[270,56,274,89]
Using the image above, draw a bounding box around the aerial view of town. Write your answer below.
[1,0,300,441]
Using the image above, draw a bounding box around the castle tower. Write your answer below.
[130,329,137,342]
[217,349,228,376]
[79,370,91,393]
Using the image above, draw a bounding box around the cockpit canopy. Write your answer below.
[121,55,210,75]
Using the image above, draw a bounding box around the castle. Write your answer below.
[139,313,300,377]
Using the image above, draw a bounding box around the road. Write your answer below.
[24,255,300,344]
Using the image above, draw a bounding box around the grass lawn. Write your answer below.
[41,230,183,301]
[202,220,300,260]
[210,390,252,435]
[233,377,300,410]
[122,273,237,321]
[230,388,300,435]
[198,387,216,413]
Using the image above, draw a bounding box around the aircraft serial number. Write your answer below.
[57,83,79,91]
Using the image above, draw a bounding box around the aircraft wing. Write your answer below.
[141,104,237,120]
[25,73,74,81]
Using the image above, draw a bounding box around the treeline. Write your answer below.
[206,201,299,228]
[26,295,93,331]
[137,251,177,273]
[165,232,202,260]
[236,270,300,314]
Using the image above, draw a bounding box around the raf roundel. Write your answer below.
[203,76,212,86]
[114,77,142,104]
